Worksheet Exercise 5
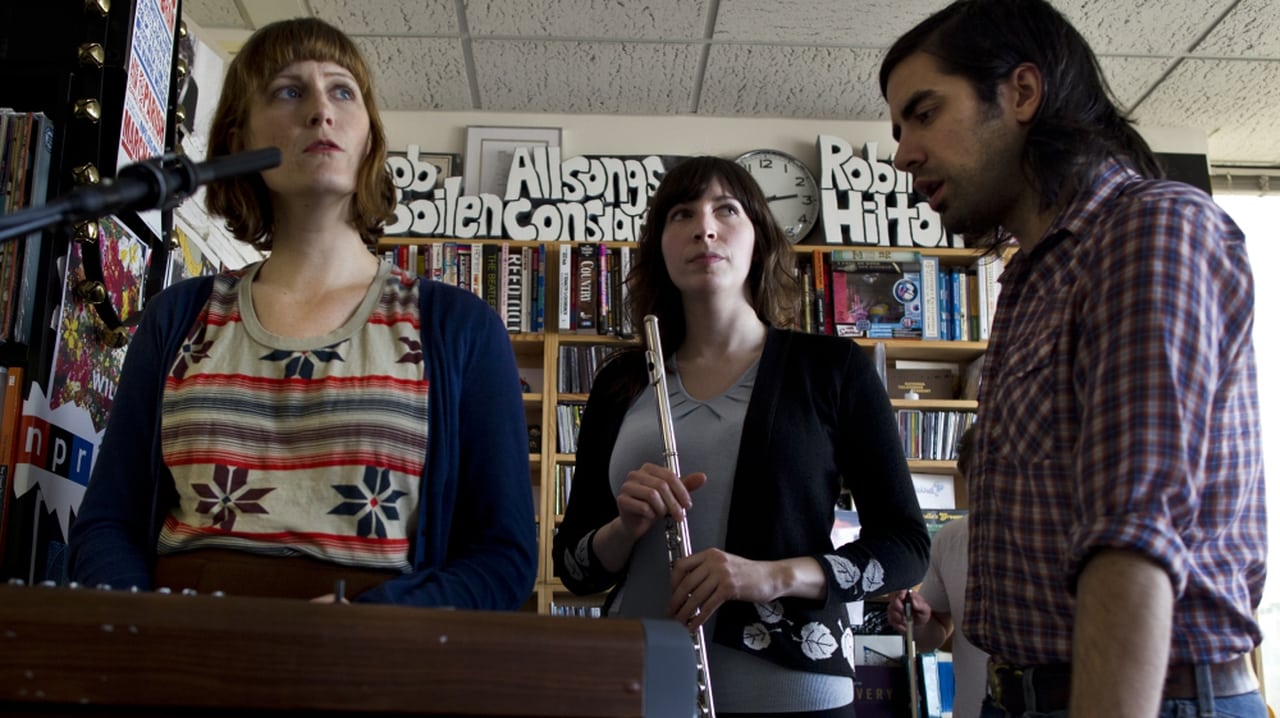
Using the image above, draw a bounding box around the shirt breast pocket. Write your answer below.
[989,331,1060,463]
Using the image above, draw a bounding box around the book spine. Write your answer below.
[575,243,596,332]
[0,365,24,566]
[534,244,546,333]
[949,267,964,342]
[557,243,573,331]
[520,246,531,333]
[482,244,500,314]
[800,263,813,333]
[13,113,53,344]
[919,254,941,341]
[984,255,1003,338]
[607,247,621,337]
[503,244,522,332]
[596,244,611,336]
[618,246,633,338]
[470,243,484,300]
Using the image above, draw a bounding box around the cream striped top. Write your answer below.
[156,261,428,572]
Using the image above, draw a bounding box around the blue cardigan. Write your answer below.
[67,272,538,610]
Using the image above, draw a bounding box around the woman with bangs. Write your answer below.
[552,156,929,716]
[66,18,537,609]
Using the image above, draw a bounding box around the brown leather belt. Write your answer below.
[154,548,398,600]
[987,656,1256,714]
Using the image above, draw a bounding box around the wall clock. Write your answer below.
[734,149,820,243]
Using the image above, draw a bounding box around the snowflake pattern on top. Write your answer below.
[172,322,215,380]
[191,465,274,531]
[396,336,423,364]
[261,340,348,380]
[329,466,410,539]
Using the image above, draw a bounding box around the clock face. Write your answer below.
[735,150,820,243]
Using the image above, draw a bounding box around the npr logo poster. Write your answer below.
[12,382,100,541]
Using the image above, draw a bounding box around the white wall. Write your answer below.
[1214,194,1280,705]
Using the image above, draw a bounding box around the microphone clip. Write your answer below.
[113,151,200,212]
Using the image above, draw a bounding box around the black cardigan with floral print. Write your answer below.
[553,327,930,677]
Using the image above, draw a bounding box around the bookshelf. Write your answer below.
[379,238,994,614]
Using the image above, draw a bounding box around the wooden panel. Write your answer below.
[0,584,692,717]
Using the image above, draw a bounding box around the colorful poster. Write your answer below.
[12,216,149,542]
[118,0,178,239]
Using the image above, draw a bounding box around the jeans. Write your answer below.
[978,690,1268,718]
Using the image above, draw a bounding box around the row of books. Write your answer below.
[794,249,1003,341]
[557,243,634,338]
[554,403,586,454]
[381,241,644,339]
[380,241,1005,346]
[548,596,604,618]
[0,110,54,345]
[557,343,621,394]
[552,463,575,517]
[897,409,977,462]
[552,408,973,473]
[381,242,547,333]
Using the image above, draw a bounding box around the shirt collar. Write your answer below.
[1007,158,1142,269]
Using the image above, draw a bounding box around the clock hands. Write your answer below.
[766,194,800,202]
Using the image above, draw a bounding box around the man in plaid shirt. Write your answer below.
[880,1,1266,717]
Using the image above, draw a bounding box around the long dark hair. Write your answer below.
[879,0,1161,214]
[627,156,800,357]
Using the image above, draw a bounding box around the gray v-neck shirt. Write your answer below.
[606,358,852,712]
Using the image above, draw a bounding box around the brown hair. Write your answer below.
[628,156,800,355]
[204,17,396,248]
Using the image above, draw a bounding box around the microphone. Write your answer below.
[63,147,283,220]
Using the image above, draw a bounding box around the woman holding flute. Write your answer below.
[553,156,929,717]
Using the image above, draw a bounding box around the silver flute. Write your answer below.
[642,314,716,718]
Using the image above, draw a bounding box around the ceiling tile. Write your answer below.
[183,0,249,28]
[700,45,889,119]
[180,0,1280,166]
[353,37,473,111]
[311,0,459,35]
[714,0,950,45]
[1195,0,1280,57]
[464,0,709,40]
[1206,117,1280,168]
[1134,58,1280,164]
[1097,55,1174,111]
[237,0,307,27]
[472,40,700,113]
[1053,0,1234,55]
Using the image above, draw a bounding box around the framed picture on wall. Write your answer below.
[464,126,562,197]
[386,149,459,192]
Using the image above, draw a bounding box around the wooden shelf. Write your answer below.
[857,338,987,362]
[556,333,636,345]
[908,460,959,474]
[890,398,978,410]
